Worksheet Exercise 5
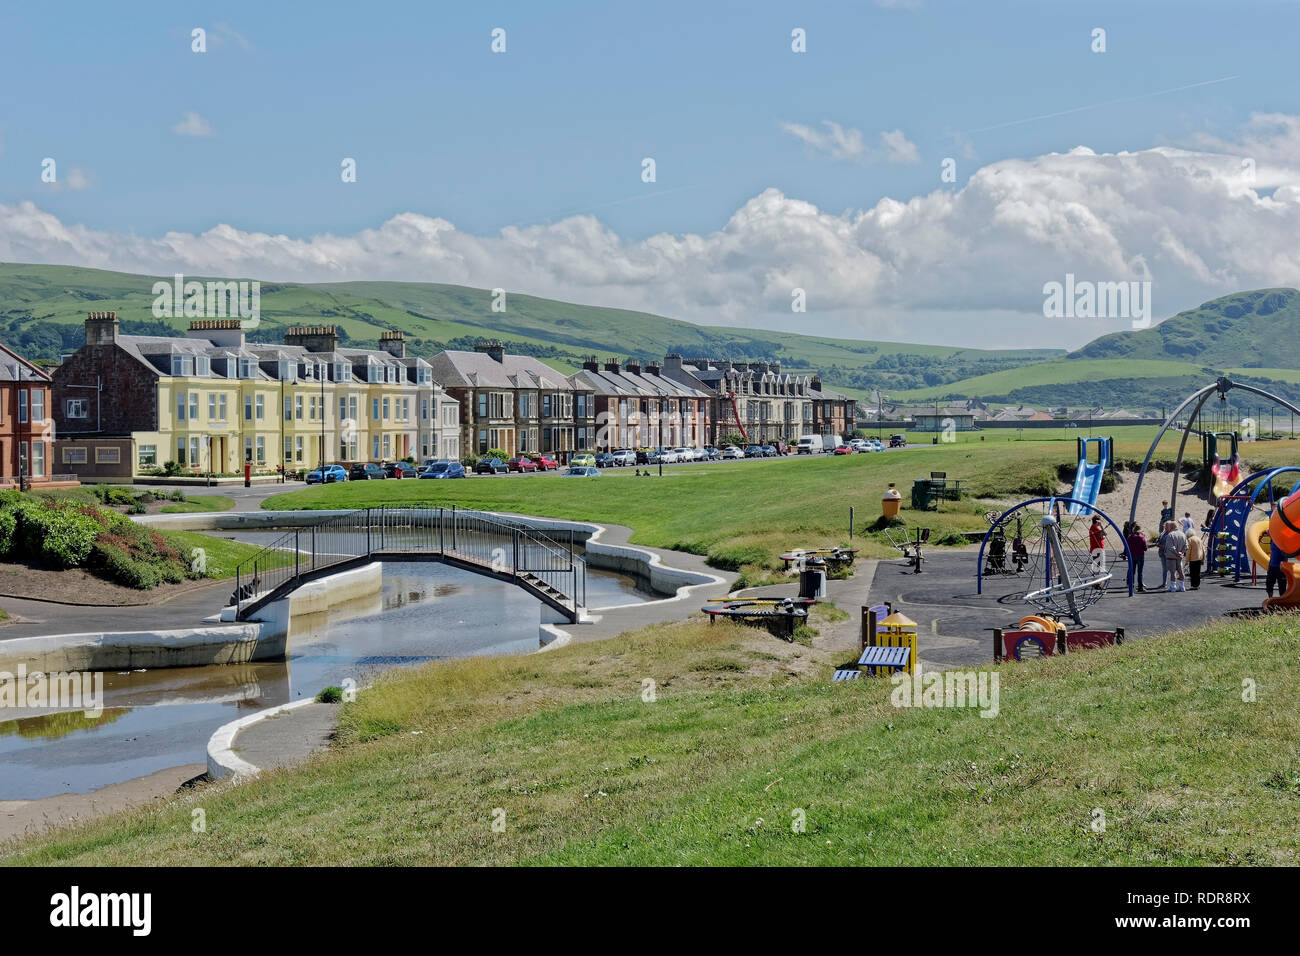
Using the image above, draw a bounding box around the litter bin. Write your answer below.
[882,483,901,520]
[799,556,827,600]
[911,479,932,511]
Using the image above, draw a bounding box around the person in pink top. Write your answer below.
[1088,515,1107,586]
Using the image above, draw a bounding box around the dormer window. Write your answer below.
[196,355,210,377]
[170,354,195,377]
[334,362,350,382]
[278,359,294,381]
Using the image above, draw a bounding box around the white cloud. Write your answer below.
[172,111,213,137]
[782,120,920,165]
[3,113,1300,344]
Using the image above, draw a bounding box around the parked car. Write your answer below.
[833,444,854,455]
[869,439,885,451]
[635,448,652,465]
[306,464,348,484]
[889,434,907,448]
[349,462,386,480]
[529,454,559,471]
[507,456,539,473]
[562,465,600,477]
[721,445,744,460]
[418,459,466,479]
[594,452,615,468]
[475,457,508,475]
[384,461,419,478]
[612,449,637,466]
[744,444,765,458]
[761,444,777,457]
[702,446,720,461]
[571,453,597,468]
[656,448,680,464]
[673,447,694,462]
[848,439,870,453]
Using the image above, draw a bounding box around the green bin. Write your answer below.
[911,479,932,511]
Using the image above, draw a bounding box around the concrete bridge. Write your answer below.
[233,506,587,623]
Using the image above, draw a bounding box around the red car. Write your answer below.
[530,455,559,471]
[507,456,539,473]
[833,445,854,455]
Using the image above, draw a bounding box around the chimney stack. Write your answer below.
[624,359,642,375]
[379,329,406,358]
[284,325,339,353]
[476,339,506,363]
[187,318,245,349]
[646,360,662,376]
[582,355,599,372]
[604,358,621,374]
[85,311,119,346]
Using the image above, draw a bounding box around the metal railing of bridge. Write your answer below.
[232,506,586,619]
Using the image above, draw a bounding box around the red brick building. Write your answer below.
[0,340,73,487]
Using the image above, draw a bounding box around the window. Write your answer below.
[295,436,304,463]
[284,396,292,421]
[372,435,380,459]
[382,397,390,420]
[295,395,304,420]
[63,446,88,465]
[139,445,157,468]
[245,395,253,421]
[284,436,293,463]
[94,446,119,464]
[196,356,210,376]
[66,398,88,419]
[349,396,358,423]
[421,398,429,420]
[171,354,195,377]
[256,436,266,464]
[478,393,488,417]
[245,437,253,462]
[31,390,44,422]
[176,392,187,422]
[190,437,200,467]
[238,357,256,379]
[177,438,187,466]
[309,396,317,421]
[372,397,380,421]
[18,442,28,476]
[19,390,28,423]
[189,393,199,421]
[209,393,217,420]
[339,396,347,423]
[443,404,457,426]
[382,434,391,458]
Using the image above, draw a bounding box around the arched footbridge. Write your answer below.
[231,506,587,622]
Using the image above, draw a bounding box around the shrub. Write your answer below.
[91,541,160,589]
[316,686,344,703]
[128,502,147,514]
[26,508,100,568]
[168,489,186,502]
[487,448,508,461]
[0,509,15,558]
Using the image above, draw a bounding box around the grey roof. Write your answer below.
[569,367,709,401]
[429,349,572,391]
[0,341,51,382]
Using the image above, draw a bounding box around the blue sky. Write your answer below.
[2,0,1299,349]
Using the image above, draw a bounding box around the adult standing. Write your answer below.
[1160,520,1188,592]
[1126,523,1149,592]
[1186,531,1204,589]
[1266,538,1285,599]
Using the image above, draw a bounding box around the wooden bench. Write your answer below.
[857,644,911,676]
[832,669,863,681]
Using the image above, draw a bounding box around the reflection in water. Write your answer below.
[0,560,647,800]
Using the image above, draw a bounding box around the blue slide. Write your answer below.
[1067,438,1109,515]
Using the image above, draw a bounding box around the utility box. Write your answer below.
[911,479,932,511]
[799,556,827,599]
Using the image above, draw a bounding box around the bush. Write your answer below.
[26,508,100,568]
[487,448,508,461]
[91,541,160,589]
[0,509,15,558]
[316,686,344,703]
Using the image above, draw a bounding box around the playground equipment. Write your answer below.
[1205,467,1300,582]
[981,509,1030,576]
[883,526,929,572]
[832,603,918,681]
[1067,437,1113,515]
[977,496,1133,626]
[1209,451,1243,504]
[703,596,813,637]
[778,547,858,570]
[1128,376,1300,530]
[1263,490,1300,609]
[993,614,1124,661]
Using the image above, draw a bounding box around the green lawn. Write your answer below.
[6,610,1296,866]
[159,494,235,514]
[890,358,1206,403]
[259,434,1228,578]
[159,531,262,579]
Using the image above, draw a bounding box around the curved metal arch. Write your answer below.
[1128,377,1300,530]
[977,495,1134,597]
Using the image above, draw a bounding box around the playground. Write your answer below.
[855,376,1300,672]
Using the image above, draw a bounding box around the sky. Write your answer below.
[2,0,1299,351]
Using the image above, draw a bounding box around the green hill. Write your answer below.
[0,263,1055,395]
[890,289,1300,410]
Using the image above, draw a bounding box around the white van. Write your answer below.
[797,435,824,455]
[825,434,844,451]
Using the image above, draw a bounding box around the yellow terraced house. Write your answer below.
[52,315,457,480]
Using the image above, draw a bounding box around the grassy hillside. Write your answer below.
[7,610,1297,866]
[0,263,1055,394]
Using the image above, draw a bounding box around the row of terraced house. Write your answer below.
[3,312,858,483]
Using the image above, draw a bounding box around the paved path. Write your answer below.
[234,701,339,772]
[0,579,235,642]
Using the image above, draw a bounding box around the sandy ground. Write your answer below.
[0,763,206,845]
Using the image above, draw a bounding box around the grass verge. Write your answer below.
[5,610,1297,866]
